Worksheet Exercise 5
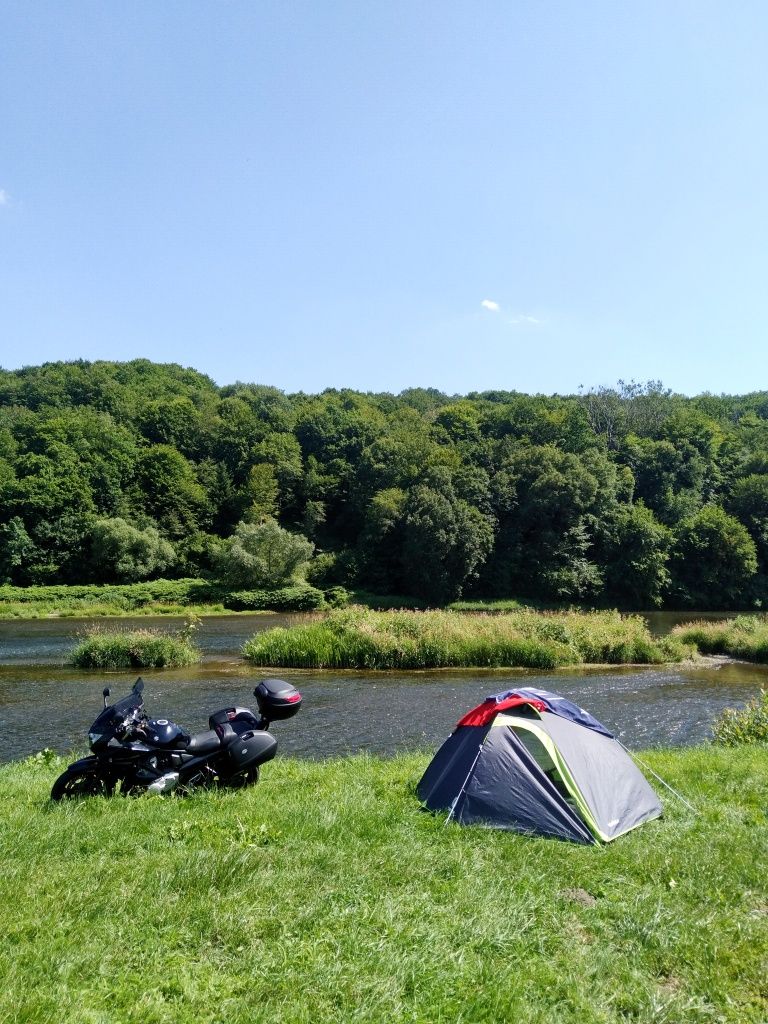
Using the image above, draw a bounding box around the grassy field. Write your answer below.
[243,607,691,670]
[0,747,765,1024]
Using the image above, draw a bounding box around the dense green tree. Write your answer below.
[215,520,314,589]
[211,397,269,477]
[1,360,768,607]
[138,397,206,459]
[400,482,494,603]
[669,506,758,608]
[621,436,705,525]
[88,518,176,583]
[242,464,279,522]
[251,433,304,515]
[16,408,137,518]
[131,446,210,539]
[483,446,602,600]
[357,487,408,592]
[598,503,671,608]
[727,474,768,599]
[0,517,36,584]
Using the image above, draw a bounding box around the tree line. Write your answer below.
[1,360,767,609]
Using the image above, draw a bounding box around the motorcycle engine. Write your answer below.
[145,718,187,747]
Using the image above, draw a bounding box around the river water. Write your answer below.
[1,613,765,763]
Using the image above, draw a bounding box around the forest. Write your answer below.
[1,358,767,609]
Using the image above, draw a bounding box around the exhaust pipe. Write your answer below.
[146,771,180,794]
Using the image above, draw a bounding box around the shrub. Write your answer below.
[712,691,768,746]
[214,520,314,590]
[306,552,340,588]
[223,585,326,612]
[323,586,350,608]
[87,518,176,583]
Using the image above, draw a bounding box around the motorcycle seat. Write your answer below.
[185,729,222,755]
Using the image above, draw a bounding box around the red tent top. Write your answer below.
[457,694,547,727]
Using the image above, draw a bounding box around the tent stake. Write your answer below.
[445,743,484,826]
[617,741,698,815]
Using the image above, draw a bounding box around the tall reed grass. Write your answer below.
[672,615,768,663]
[712,690,768,746]
[243,607,690,669]
[69,625,201,669]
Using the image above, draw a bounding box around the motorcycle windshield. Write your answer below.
[90,691,144,732]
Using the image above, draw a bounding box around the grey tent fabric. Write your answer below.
[536,712,662,840]
[417,725,490,811]
[417,690,663,843]
[454,727,595,844]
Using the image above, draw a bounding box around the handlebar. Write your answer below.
[118,706,147,740]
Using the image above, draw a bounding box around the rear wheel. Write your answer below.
[51,767,114,801]
[219,766,260,790]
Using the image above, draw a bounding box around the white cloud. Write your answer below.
[0,190,8,206]
[508,314,541,326]
[481,299,500,312]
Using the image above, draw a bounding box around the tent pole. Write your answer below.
[445,743,485,826]
[617,741,698,815]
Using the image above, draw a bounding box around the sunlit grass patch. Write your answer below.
[713,690,768,746]
[0,746,765,1023]
[243,607,692,670]
[673,614,768,663]
[69,625,201,669]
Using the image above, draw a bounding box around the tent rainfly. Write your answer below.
[417,687,662,844]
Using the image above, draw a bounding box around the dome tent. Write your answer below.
[417,687,662,844]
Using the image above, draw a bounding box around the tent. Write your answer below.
[417,687,662,844]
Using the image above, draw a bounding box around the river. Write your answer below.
[1,613,765,763]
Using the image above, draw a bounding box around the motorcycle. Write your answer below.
[50,676,302,800]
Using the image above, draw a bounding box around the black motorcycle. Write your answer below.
[50,676,302,800]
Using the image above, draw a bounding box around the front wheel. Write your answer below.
[51,767,114,801]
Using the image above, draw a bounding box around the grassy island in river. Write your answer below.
[243,607,691,669]
[0,747,765,1024]
[673,615,768,663]
[69,626,201,669]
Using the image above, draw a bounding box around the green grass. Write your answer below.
[243,607,692,670]
[353,593,548,612]
[351,590,430,610]
[0,579,327,618]
[673,615,768,663]
[713,690,768,746]
[0,747,765,1023]
[0,578,209,618]
[69,626,201,669]
[449,597,539,612]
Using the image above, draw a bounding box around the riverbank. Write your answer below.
[1,747,765,1024]
[243,607,691,670]
[0,580,330,619]
[0,582,550,619]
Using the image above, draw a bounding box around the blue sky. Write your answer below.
[1,1,767,396]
